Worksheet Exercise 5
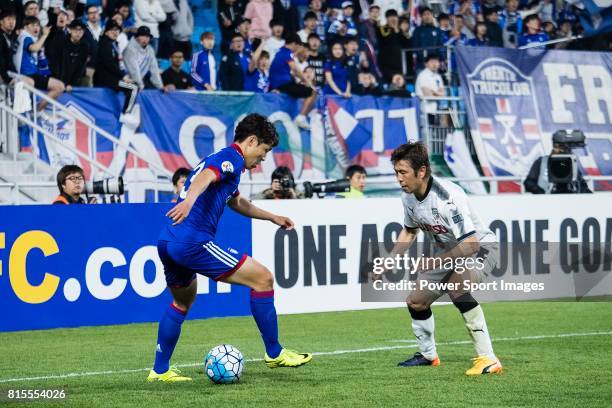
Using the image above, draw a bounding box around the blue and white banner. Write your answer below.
[21,92,420,200]
[456,45,612,192]
[575,0,612,35]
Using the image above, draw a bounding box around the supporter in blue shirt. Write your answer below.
[323,42,350,97]
[191,31,217,91]
[498,0,523,47]
[438,13,452,44]
[467,22,489,46]
[244,39,270,93]
[269,33,316,129]
[518,14,549,48]
[411,7,444,70]
[219,33,250,91]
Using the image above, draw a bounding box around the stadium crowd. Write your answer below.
[0,0,608,127]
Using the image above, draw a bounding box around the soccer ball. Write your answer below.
[204,344,244,384]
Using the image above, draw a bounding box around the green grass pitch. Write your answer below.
[1,302,611,407]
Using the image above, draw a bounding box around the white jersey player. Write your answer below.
[389,142,502,376]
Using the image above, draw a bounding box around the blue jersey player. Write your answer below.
[148,114,312,382]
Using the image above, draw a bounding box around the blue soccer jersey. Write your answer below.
[160,144,245,243]
[158,144,247,286]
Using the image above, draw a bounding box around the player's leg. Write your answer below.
[398,284,442,367]
[222,256,312,368]
[148,241,197,382]
[446,248,502,375]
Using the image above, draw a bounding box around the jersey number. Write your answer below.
[179,162,206,199]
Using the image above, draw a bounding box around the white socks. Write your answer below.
[462,305,496,360]
[411,314,437,361]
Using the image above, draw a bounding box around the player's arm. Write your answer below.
[166,169,217,225]
[391,226,419,257]
[228,195,294,230]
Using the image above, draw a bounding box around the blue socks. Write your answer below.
[153,303,186,374]
[250,290,282,358]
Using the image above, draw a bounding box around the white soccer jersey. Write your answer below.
[401,177,495,248]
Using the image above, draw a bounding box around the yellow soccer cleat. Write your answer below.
[264,348,313,368]
[147,366,193,382]
[465,356,503,376]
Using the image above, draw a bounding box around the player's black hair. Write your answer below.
[523,13,540,25]
[56,165,84,193]
[172,167,191,186]
[390,142,431,178]
[345,164,367,179]
[234,113,279,147]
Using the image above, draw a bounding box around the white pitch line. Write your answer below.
[0,331,611,384]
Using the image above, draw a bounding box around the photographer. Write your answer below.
[524,139,591,194]
[256,166,302,199]
[52,165,96,204]
[336,164,367,199]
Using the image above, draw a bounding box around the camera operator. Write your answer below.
[524,139,591,194]
[336,164,367,198]
[52,165,96,204]
[256,166,302,199]
[171,167,191,202]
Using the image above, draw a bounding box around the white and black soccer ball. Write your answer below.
[204,344,244,384]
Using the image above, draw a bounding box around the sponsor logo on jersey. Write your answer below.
[417,223,449,234]
[452,214,464,224]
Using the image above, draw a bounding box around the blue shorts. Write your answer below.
[157,240,248,288]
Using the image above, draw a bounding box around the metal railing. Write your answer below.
[0,79,173,200]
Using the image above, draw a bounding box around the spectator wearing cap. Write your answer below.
[359,4,380,50]
[170,0,194,60]
[219,32,249,91]
[298,11,317,43]
[273,0,299,35]
[191,31,216,90]
[377,9,410,83]
[123,25,166,90]
[484,7,503,47]
[134,0,165,52]
[269,33,316,129]
[518,14,549,48]
[306,32,324,86]
[328,2,358,39]
[244,0,273,39]
[263,18,284,61]
[467,22,489,46]
[47,19,89,89]
[0,10,18,85]
[218,0,243,54]
[410,7,444,71]
[162,49,194,90]
[93,21,138,114]
[244,39,270,93]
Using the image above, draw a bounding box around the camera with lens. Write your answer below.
[85,176,125,202]
[279,175,294,192]
[303,179,351,198]
[548,130,586,193]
